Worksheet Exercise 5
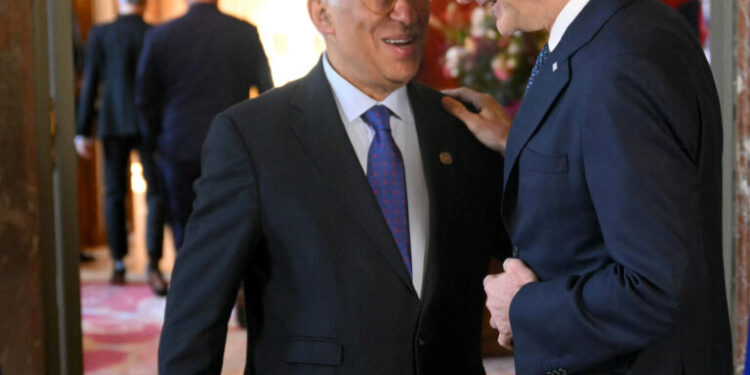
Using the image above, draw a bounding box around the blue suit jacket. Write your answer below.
[503,0,732,374]
[136,4,273,163]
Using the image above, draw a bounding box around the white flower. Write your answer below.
[470,7,489,38]
[507,39,521,55]
[444,46,467,77]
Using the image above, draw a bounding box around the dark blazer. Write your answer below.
[136,3,273,163]
[158,61,509,375]
[77,15,149,138]
[502,0,732,374]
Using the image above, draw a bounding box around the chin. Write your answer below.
[388,65,420,84]
[496,21,513,37]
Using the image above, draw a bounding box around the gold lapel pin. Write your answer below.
[439,152,453,165]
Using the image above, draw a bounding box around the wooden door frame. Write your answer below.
[45,0,84,373]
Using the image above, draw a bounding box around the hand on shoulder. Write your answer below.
[441,87,512,155]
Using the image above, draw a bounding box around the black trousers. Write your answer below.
[102,136,165,262]
[157,160,201,251]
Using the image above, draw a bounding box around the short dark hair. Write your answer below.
[125,0,146,5]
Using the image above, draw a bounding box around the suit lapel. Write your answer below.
[502,62,570,187]
[408,84,455,304]
[502,0,635,193]
[289,61,417,296]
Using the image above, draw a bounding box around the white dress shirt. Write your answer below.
[548,0,591,52]
[322,56,430,298]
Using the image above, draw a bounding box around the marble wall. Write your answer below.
[0,0,57,373]
[738,0,750,371]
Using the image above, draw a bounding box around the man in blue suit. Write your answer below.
[444,0,732,373]
[136,0,273,251]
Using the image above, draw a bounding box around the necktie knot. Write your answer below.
[362,105,392,132]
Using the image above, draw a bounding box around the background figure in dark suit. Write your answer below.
[76,0,167,295]
[135,0,273,251]
[444,0,732,373]
[158,0,509,373]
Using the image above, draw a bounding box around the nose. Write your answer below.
[390,0,423,25]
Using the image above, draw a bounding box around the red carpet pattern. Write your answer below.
[81,282,246,375]
[80,282,512,374]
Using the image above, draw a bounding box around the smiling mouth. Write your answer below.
[383,37,416,47]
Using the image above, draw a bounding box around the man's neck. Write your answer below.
[544,0,571,31]
[325,52,400,102]
[118,6,143,17]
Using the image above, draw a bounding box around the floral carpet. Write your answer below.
[80,282,513,375]
[81,282,246,375]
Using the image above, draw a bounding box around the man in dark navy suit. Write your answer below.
[444,0,732,373]
[76,0,167,295]
[158,0,510,373]
[135,0,273,251]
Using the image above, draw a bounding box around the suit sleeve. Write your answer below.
[248,26,274,93]
[76,28,101,136]
[158,114,262,374]
[508,53,702,373]
[135,31,163,152]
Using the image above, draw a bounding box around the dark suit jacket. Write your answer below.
[502,0,732,374]
[77,15,149,138]
[158,61,510,375]
[136,3,273,163]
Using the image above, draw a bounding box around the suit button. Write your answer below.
[512,245,519,257]
[417,337,426,347]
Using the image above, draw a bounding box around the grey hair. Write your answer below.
[323,0,339,6]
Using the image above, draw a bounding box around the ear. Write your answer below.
[308,0,335,36]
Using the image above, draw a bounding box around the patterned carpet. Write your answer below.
[81,282,246,375]
[80,282,514,375]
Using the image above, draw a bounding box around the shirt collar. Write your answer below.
[548,0,591,52]
[322,54,411,123]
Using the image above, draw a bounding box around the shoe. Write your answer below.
[110,268,126,285]
[80,252,96,263]
[147,267,168,296]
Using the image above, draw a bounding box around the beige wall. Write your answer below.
[91,0,325,86]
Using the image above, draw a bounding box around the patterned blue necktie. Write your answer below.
[362,105,412,277]
[526,44,550,91]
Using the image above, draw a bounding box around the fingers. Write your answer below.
[503,258,538,283]
[441,96,482,131]
[497,331,513,349]
[483,273,500,290]
[441,87,490,110]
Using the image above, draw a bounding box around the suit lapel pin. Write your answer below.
[439,152,453,165]
[552,62,558,72]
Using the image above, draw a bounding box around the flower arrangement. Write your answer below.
[437,4,548,116]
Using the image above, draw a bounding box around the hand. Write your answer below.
[484,258,538,349]
[74,135,94,159]
[441,87,512,154]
